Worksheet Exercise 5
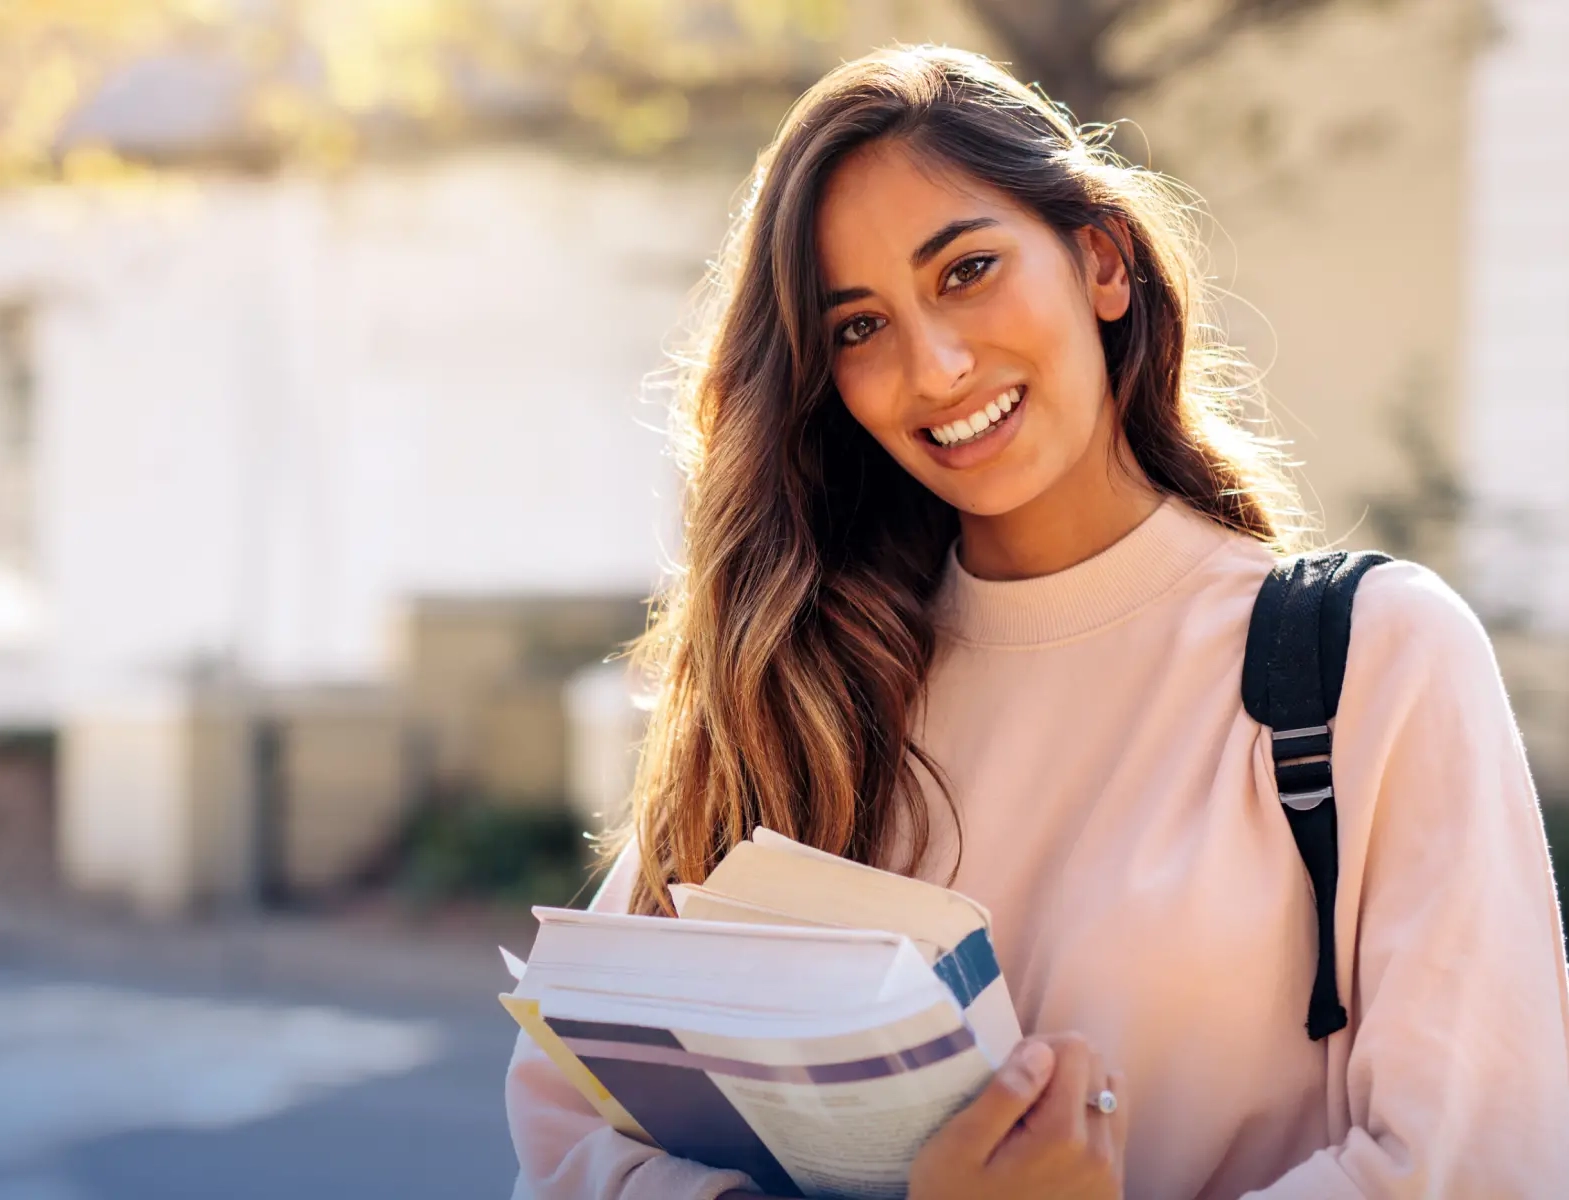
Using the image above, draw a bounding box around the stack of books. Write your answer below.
[501,829,1021,1199]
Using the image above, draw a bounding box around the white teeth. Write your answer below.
[927,386,1022,447]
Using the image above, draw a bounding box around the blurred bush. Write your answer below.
[1543,803,1569,947]
[397,795,591,911]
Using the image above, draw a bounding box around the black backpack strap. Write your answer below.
[1242,549,1392,1040]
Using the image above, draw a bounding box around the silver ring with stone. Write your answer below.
[1086,1088,1118,1116]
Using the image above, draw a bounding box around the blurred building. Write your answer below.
[0,143,732,911]
[0,0,1563,915]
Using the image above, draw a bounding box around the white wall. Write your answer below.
[1122,0,1475,559]
[1461,0,1569,630]
[0,149,733,716]
[58,685,197,916]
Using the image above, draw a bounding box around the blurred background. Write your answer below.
[0,0,1563,1197]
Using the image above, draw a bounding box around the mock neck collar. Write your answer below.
[931,496,1236,646]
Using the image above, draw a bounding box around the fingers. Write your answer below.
[992,1032,1124,1184]
[1083,1064,1117,1169]
[1028,1033,1097,1147]
[925,1037,1056,1165]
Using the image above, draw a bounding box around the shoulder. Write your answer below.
[1330,558,1519,747]
[1346,559,1497,679]
[1197,546,1496,690]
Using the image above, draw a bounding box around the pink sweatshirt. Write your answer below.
[506,497,1569,1199]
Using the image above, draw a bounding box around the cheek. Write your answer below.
[1006,282,1109,417]
[832,357,901,441]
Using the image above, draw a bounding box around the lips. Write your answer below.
[918,386,1027,470]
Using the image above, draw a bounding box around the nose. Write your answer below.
[901,310,974,405]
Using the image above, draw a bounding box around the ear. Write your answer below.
[1074,222,1132,323]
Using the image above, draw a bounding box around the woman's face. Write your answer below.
[815,139,1133,521]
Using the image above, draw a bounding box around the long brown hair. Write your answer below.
[613,44,1302,915]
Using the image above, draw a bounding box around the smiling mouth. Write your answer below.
[922,385,1025,447]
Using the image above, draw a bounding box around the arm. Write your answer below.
[1242,564,1569,1198]
[505,844,760,1200]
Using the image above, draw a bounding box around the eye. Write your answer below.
[943,254,997,291]
[834,313,885,348]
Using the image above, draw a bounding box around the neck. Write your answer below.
[957,431,1164,583]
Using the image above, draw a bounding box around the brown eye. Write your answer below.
[944,254,996,291]
[836,314,885,347]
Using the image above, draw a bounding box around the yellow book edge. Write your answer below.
[498,993,656,1147]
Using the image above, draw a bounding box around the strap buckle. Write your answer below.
[1280,785,1333,812]
[1273,724,1333,811]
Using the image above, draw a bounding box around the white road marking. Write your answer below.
[0,984,444,1165]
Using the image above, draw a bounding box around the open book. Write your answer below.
[500,829,1021,1199]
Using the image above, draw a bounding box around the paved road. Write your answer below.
[0,902,533,1200]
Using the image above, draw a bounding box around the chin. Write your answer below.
[915,437,1072,519]
[940,477,1056,519]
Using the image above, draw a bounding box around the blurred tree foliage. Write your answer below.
[0,0,1365,183]
[965,0,1352,130]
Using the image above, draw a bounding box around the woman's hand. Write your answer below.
[907,1033,1128,1200]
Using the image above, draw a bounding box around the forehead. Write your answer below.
[814,141,1019,280]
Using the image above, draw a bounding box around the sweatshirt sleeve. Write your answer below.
[504,843,759,1200]
[1243,562,1569,1199]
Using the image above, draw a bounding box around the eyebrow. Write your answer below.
[822,217,1001,312]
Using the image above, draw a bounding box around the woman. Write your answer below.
[507,45,1569,1199]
